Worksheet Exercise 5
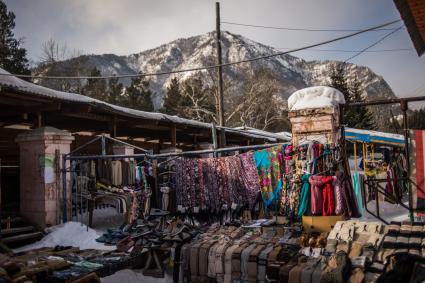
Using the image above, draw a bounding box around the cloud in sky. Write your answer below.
[4,0,425,101]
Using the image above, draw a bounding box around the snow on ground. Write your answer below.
[13,207,125,253]
[13,221,115,253]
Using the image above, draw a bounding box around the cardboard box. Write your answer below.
[302,215,345,233]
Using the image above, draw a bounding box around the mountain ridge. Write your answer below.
[33,31,398,129]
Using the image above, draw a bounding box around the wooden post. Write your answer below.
[170,124,177,147]
[37,112,42,128]
[111,115,117,138]
[216,2,226,148]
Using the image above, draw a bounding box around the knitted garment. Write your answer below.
[253,146,283,206]
[333,172,347,216]
[239,152,261,209]
[322,176,335,216]
[298,174,311,218]
[309,175,324,215]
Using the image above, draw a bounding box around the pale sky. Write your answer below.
[4,0,425,101]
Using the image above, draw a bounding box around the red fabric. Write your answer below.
[322,176,335,216]
[309,176,324,215]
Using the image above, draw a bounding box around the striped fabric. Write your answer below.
[410,130,425,214]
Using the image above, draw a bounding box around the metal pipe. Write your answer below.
[151,143,283,159]
[101,135,106,156]
[62,154,67,223]
[346,96,425,107]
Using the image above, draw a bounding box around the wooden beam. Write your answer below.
[0,103,61,117]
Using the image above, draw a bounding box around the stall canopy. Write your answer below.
[344,127,405,147]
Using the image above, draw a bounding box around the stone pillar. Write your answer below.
[16,127,74,229]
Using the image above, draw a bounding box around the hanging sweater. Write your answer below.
[298,174,311,217]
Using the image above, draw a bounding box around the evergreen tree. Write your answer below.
[0,0,30,75]
[349,77,375,129]
[161,77,184,115]
[329,65,375,129]
[409,108,425,130]
[123,74,154,111]
[107,75,123,105]
[81,67,107,101]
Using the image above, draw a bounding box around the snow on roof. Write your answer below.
[0,68,284,142]
[0,68,208,128]
[231,126,291,142]
[288,86,345,111]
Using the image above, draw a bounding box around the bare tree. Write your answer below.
[226,69,289,131]
[40,38,83,64]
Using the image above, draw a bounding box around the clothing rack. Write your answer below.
[61,134,284,224]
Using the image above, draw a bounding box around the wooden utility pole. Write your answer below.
[216,2,226,147]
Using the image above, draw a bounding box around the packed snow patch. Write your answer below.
[13,221,115,253]
[288,86,345,111]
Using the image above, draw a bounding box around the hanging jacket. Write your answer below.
[298,174,311,218]
[309,176,324,215]
[321,176,335,216]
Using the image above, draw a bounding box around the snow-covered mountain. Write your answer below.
[33,31,398,128]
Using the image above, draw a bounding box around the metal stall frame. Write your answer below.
[343,95,425,222]
[61,133,284,224]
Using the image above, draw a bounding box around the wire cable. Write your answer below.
[0,19,402,80]
[276,47,413,53]
[221,21,400,32]
[344,26,404,62]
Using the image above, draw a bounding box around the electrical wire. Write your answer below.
[276,47,413,53]
[221,21,400,32]
[344,26,404,62]
[0,19,402,80]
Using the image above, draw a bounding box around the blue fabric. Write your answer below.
[352,172,363,216]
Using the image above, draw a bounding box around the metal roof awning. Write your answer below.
[344,127,406,147]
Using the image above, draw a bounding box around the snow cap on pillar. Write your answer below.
[288,86,345,111]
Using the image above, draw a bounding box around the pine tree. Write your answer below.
[161,77,184,115]
[107,75,123,105]
[81,67,107,101]
[123,74,154,111]
[349,77,375,129]
[409,108,425,130]
[0,0,30,75]
[329,65,375,129]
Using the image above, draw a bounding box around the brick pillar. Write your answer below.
[16,127,74,229]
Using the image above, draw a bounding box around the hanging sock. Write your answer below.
[298,174,311,218]
[321,176,335,216]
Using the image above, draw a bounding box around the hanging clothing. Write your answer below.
[352,172,363,217]
[253,146,283,206]
[111,160,122,186]
[309,176,324,215]
[321,176,335,216]
[239,152,261,210]
[298,174,311,218]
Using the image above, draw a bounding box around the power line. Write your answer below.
[0,19,402,80]
[276,47,414,53]
[221,20,401,32]
[344,26,403,62]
